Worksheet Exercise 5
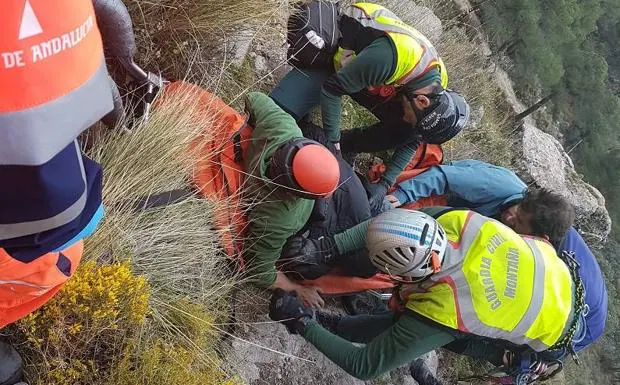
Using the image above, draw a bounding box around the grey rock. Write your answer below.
[230,29,255,66]
[468,105,485,130]
[514,123,612,246]
[376,1,443,43]
[227,289,441,385]
[254,55,269,76]
[227,289,366,385]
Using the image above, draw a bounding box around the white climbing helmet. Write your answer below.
[366,209,447,278]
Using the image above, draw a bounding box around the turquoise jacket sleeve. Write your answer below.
[302,315,455,380]
[392,160,527,217]
[391,165,448,204]
[333,206,447,254]
[321,37,396,143]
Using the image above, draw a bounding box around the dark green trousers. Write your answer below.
[269,68,420,154]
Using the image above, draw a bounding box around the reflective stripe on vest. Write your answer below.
[0,0,113,166]
[404,210,573,351]
[0,240,83,328]
[335,3,447,87]
[0,140,88,240]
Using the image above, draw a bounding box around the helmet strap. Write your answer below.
[431,251,442,273]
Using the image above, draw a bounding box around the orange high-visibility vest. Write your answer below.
[0,0,113,239]
[0,241,83,328]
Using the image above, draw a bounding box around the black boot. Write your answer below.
[0,342,22,385]
[341,292,388,316]
[410,358,442,385]
[315,312,342,334]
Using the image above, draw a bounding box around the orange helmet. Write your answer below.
[267,138,340,199]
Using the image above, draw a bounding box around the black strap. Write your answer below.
[232,115,251,164]
[131,187,196,212]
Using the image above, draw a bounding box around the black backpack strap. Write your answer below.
[232,114,251,164]
[131,187,196,212]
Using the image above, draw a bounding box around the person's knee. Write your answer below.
[269,68,329,120]
[0,342,22,385]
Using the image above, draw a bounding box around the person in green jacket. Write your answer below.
[271,2,470,212]
[269,207,577,383]
[242,92,341,308]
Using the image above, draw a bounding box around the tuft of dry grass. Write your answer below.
[126,0,294,83]
[84,84,239,317]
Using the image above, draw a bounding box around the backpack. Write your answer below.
[287,0,341,70]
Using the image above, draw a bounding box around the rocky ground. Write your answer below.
[227,288,437,385]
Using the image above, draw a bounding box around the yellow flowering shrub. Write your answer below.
[108,298,242,385]
[108,341,242,385]
[12,261,150,385]
[6,261,240,385]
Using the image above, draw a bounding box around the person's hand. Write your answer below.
[269,289,314,334]
[367,179,390,214]
[295,285,325,308]
[385,194,401,208]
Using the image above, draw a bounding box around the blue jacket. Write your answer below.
[561,228,608,352]
[390,159,608,351]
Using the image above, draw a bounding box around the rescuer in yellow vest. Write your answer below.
[271,2,470,213]
[269,208,577,382]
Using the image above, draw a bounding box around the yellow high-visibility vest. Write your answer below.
[334,2,448,88]
[404,210,573,352]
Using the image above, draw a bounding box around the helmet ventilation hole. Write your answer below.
[383,250,401,266]
[394,247,408,259]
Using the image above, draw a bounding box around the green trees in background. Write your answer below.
[475,0,620,222]
[474,0,620,383]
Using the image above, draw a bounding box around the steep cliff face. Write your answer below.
[452,0,612,245]
[514,123,612,246]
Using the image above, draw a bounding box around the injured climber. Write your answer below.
[268,207,580,381]
[240,92,372,308]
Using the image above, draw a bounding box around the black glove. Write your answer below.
[282,235,338,266]
[280,235,337,280]
[269,289,314,334]
[366,178,391,214]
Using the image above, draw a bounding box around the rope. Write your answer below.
[549,250,587,364]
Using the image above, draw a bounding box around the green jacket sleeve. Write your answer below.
[333,206,452,254]
[244,92,302,177]
[321,37,396,143]
[383,143,418,185]
[245,92,301,136]
[302,315,455,380]
[245,199,313,288]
